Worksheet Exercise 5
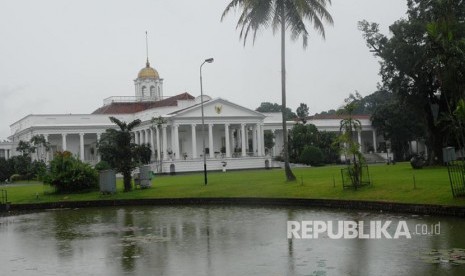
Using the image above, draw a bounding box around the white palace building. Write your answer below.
[0,59,389,173]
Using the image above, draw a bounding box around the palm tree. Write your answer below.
[30,135,50,161]
[338,97,364,188]
[98,117,141,192]
[222,0,333,181]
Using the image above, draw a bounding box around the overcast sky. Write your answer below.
[0,0,408,140]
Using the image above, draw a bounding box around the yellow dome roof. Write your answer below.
[138,61,159,79]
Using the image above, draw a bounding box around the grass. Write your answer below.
[1,162,465,206]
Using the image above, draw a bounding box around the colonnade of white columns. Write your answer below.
[133,122,266,161]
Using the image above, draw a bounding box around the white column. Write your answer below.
[145,129,150,146]
[225,124,231,158]
[135,131,139,144]
[155,126,161,160]
[150,128,155,160]
[43,134,49,162]
[241,123,246,157]
[62,133,67,151]
[253,125,257,156]
[162,125,168,160]
[357,130,362,152]
[208,124,214,158]
[245,127,249,153]
[372,130,377,153]
[271,129,276,156]
[191,124,197,159]
[256,124,262,156]
[174,124,180,160]
[260,124,265,156]
[97,133,102,162]
[230,128,235,154]
[79,133,85,161]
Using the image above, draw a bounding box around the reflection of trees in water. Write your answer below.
[52,209,87,259]
[120,210,141,272]
[50,208,119,260]
[286,209,295,276]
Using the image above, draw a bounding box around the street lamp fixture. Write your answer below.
[200,58,214,185]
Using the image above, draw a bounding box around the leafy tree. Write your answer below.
[30,135,50,161]
[135,144,152,165]
[371,95,426,160]
[264,130,275,154]
[289,123,319,162]
[359,0,465,164]
[9,155,31,178]
[16,141,34,156]
[318,131,340,163]
[222,0,333,181]
[98,117,142,192]
[255,102,297,120]
[317,109,337,116]
[353,90,393,115]
[296,103,309,123]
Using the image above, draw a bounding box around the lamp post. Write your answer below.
[200,58,214,185]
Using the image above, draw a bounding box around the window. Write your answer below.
[150,86,156,96]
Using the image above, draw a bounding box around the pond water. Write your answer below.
[0,206,464,276]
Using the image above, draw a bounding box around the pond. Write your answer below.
[1,206,464,276]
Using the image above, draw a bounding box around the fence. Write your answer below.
[447,160,465,197]
[341,165,371,189]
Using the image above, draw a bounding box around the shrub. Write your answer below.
[0,158,13,182]
[94,160,112,171]
[44,151,98,193]
[300,146,323,166]
[10,174,24,182]
[30,160,47,181]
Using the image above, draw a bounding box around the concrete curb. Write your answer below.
[3,197,465,217]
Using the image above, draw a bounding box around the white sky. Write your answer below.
[0,0,408,140]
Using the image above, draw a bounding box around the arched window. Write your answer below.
[141,86,147,96]
[150,86,156,96]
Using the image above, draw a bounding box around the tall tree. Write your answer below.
[222,0,333,181]
[359,0,465,164]
[371,97,426,160]
[256,102,296,120]
[30,135,50,161]
[16,141,33,157]
[296,103,309,123]
[98,117,141,192]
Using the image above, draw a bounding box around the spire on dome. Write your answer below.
[145,31,150,67]
[137,31,159,79]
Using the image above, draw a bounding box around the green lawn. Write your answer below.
[2,162,465,206]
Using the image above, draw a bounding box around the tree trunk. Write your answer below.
[280,4,296,181]
[123,171,132,192]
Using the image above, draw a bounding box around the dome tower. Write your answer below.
[134,59,164,101]
[134,32,164,101]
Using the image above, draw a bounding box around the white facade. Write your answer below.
[1,60,388,172]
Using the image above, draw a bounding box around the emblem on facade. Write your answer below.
[215,104,223,114]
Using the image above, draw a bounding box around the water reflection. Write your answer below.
[0,206,465,275]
